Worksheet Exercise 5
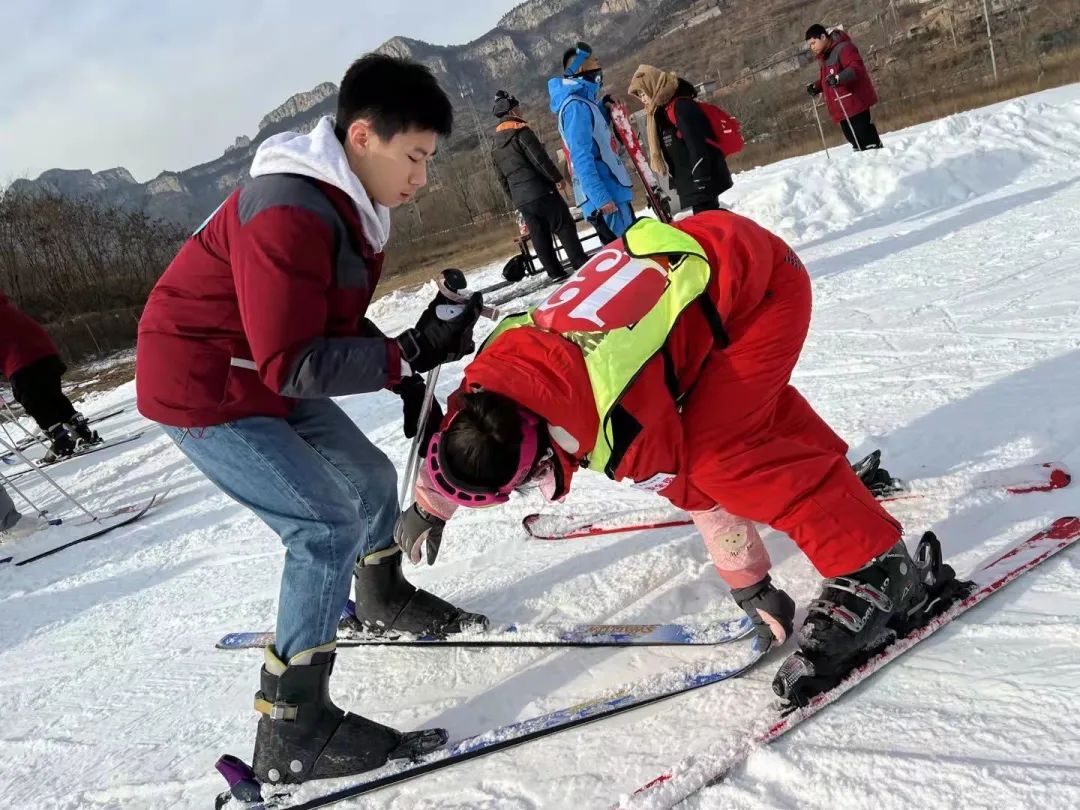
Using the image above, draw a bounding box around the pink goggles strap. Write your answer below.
[424,407,540,508]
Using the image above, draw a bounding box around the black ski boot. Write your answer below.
[252,642,446,785]
[43,423,77,462]
[67,412,102,448]
[772,532,965,708]
[851,449,907,499]
[349,547,488,637]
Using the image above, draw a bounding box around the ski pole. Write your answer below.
[834,91,862,151]
[398,366,440,510]
[0,468,62,525]
[0,431,98,521]
[0,394,50,457]
[810,96,831,160]
[398,269,502,510]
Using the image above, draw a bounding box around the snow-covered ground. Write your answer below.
[3,84,1080,810]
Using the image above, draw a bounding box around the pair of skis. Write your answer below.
[215,516,1080,809]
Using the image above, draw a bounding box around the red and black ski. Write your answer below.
[524,461,1071,540]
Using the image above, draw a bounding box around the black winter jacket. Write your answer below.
[653,79,733,209]
[492,118,563,208]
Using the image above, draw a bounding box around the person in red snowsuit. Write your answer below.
[0,291,100,457]
[805,24,882,151]
[396,211,936,695]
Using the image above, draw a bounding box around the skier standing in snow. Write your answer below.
[627,65,734,214]
[491,89,588,281]
[549,41,636,241]
[805,24,882,151]
[136,55,485,786]
[1,291,102,460]
[397,210,945,702]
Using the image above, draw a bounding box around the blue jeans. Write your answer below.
[603,201,635,239]
[164,399,397,659]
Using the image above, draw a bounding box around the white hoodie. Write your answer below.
[249,116,392,252]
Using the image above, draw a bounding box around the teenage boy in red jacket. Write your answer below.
[137,55,483,785]
[805,24,883,151]
[398,212,952,706]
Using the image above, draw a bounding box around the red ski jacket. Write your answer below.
[449,210,792,508]
[136,177,401,428]
[0,291,59,378]
[811,30,878,124]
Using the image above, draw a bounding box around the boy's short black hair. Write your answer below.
[336,54,453,140]
[805,24,828,40]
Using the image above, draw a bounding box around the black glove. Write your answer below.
[397,291,483,374]
[601,94,615,108]
[806,82,822,97]
[825,74,840,87]
[395,374,443,453]
[731,575,796,647]
[394,503,446,565]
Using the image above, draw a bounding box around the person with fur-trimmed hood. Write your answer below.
[628,65,733,213]
[805,24,882,151]
[491,89,587,280]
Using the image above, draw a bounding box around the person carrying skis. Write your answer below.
[491,89,588,281]
[627,65,733,214]
[396,210,950,705]
[1,291,101,460]
[805,24,882,151]
[136,55,485,787]
[548,41,635,241]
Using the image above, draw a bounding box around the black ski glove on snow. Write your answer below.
[395,374,444,454]
[731,575,796,647]
[394,503,446,565]
[397,291,483,374]
[806,82,822,97]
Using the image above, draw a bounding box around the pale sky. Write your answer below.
[0,0,522,183]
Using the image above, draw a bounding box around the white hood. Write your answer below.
[249,116,391,251]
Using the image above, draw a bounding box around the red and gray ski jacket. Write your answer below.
[810,30,878,124]
[136,118,405,428]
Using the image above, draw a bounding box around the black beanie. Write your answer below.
[492,90,519,118]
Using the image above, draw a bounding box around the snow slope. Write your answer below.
[3,84,1080,810]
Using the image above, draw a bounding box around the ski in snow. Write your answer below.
[214,636,770,809]
[3,431,148,480]
[216,599,753,650]
[615,515,1080,809]
[524,460,1071,540]
[0,491,166,567]
[0,406,127,459]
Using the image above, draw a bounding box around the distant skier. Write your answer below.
[397,211,950,703]
[548,41,635,240]
[627,65,734,214]
[0,290,101,460]
[491,89,587,280]
[137,55,484,787]
[805,24,882,151]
